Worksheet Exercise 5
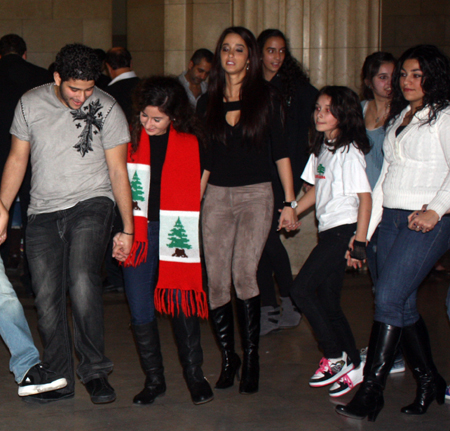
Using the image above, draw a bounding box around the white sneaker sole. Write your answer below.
[390,365,406,374]
[18,377,68,396]
[309,363,354,388]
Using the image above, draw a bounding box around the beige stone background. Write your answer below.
[1,0,449,272]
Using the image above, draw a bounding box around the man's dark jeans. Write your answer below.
[26,197,114,393]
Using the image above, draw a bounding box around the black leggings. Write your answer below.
[290,223,360,366]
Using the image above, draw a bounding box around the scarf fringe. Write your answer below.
[123,240,148,267]
[154,288,208,319]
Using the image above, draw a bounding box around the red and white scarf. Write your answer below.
[124,126,207,319]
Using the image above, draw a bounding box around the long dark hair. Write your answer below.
[310,86,370,157]
[131,76,204,152]
[204,26,277,148]
[386,45,450,127]
[360,51,396,100]
[257,29,310,104]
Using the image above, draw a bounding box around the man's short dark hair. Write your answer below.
[105,47,132,70]
[0,34,27,57]
[190,48,213,66]
[54,44,101,82]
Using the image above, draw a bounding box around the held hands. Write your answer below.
[112,232,133,262]
[408,205,439,233]
[345,235,367,269]
[277,207,300,232]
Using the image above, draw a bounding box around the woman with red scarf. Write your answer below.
[123,76,213,406]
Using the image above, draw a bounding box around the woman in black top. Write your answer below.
[256,29,318,335]
[197,26,296,395]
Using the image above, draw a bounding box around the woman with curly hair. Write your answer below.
[197,26,296,395]
[337,45,450,421]
[123,76,213,406]
[256,29,318,334]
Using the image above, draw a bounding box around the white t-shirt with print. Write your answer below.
[302,143,371,232]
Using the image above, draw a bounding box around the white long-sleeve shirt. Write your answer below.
[368,104,450,239]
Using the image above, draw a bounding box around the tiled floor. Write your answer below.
[1,269,450,430]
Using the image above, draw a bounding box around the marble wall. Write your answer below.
[382,0,450,58]
[0,0,112,69]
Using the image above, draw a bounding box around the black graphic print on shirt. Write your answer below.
[71,99,104,157]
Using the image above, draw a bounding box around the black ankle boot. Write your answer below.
[335,321,402,422]
[172,313,214,405]
[210,302,241,389]
[236,295,260,395]
[132,321,166,405]
[400,316,446,415]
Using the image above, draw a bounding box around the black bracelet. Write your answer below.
[350,240,366,261]
[122,231,134,236]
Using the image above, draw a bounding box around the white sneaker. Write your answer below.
[309,352,354,387]
[328,361,364,397]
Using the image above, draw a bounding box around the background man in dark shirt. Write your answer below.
[105,47,139,122]
[0,34,52,273]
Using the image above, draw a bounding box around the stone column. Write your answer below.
[128,0,165,77]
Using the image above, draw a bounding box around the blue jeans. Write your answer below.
[290,223,360,365]
[123,222,159,325]
[0,256,39,382]
[375,208,450,327]
[26,197,114,393]
[366,227,379,288]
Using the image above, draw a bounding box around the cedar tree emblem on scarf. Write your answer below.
[167,217,192,258]
[71,99,103,156]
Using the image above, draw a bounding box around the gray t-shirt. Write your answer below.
[10,83,130,215]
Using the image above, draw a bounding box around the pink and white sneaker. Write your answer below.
[309,352,354,387]
[328,361,364,397]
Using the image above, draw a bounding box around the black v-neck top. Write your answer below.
[197,96,288,187]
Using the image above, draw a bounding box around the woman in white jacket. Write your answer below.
[336,45,450,422]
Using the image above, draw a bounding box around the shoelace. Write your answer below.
[317,357,331,373]
[339,373,354,389]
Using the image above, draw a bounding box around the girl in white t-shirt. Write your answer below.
[287,86,372,398]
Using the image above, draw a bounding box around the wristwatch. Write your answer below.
[283,200,298,209]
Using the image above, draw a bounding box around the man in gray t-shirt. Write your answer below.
[0,44,133,405]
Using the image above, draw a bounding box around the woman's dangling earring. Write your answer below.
[246,63,249,71]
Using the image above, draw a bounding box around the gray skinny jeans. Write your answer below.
[202,183,273,310]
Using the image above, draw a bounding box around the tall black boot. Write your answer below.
[210,302,241,389]
[236,295,260,395]
[131,320,166,405]
[400,316,446,415]
[172,312,214,405]
[335,321,402,422]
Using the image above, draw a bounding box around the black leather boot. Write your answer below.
[335,321,402,422]
[172,313,214,405]
[210,302,241,389]
[132,320,166,405]
[400,316,446,415]
[236,295,260,395]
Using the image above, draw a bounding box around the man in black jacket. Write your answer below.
[103,47,140,292]
[105,47,139,122]
[0,34,51,272]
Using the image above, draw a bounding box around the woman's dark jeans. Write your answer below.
[290,223,360,366]
[375,208,450,327]
[123,222,159,325]
[26,197,114,393]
